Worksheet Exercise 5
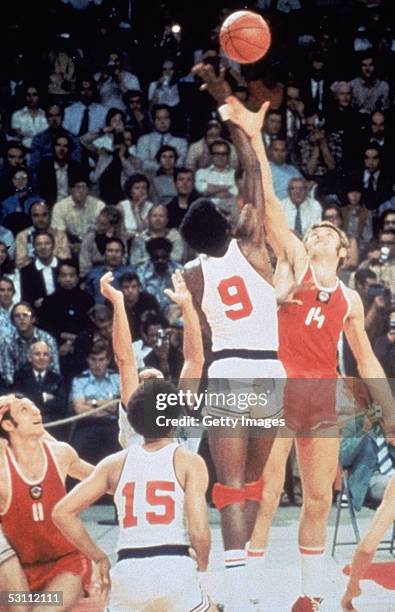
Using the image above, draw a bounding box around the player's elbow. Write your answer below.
[52,500,68,528]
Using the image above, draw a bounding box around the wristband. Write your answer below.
[218,104,231,122]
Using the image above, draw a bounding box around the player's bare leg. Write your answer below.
[32,572,83,612]
[0,555,29,612]
[244,432,279,542]
[209,435,249,550]
[249,435,293,551]
[293,432,339,608]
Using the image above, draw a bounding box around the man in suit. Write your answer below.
[36,134,86,207]
[300,53,331,120]
[29,103,81,170]
[20,230,60,309]
[349,144,392,212]
[13,340,68,438]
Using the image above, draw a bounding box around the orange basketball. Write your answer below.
[220,10,271,64]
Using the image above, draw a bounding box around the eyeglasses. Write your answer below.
[212,150,229,156]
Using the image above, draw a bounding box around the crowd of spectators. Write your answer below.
[0,0,394,501]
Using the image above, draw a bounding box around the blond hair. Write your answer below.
[303,221,349,250]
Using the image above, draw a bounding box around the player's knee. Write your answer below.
[303,490,332,519]
[212,482,245,511]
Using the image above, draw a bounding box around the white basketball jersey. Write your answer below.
[114,443,189,551]
[200,239,278,351]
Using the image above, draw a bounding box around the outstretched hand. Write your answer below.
[164,270,192,307]
[192,62,232,105]
[222,96,269,139]
[100,271,123,303]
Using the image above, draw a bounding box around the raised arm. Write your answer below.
[100,272,139,406]
[164,270,204,381]
[220,95,308,275]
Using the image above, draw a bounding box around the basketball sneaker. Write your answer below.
[291,596,323,611]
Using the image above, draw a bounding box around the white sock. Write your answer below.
[299,546,324,598]
[247,548,266,599]
[224,550,248,609]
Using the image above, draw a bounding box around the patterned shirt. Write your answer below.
[349,77,390,114]
[50,195,105,241]
[71,369,120,402]
[135,260,181,310]
[298,132,343,179]
[1,327,59,385]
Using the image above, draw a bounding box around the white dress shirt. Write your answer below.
[63,101,107,135]
[54,162,69,202]
[195,165,238,208]
[11,107,48,149]
[281,196,323,236]
[35,257,58,295]
[136,132,188,173]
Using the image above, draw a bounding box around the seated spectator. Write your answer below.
[117,174,153,235]
[349,52,390,114]
[268,138,301,201]
[47,34,76,99]
[135,237,181,310]
[39,258,94,355]
[0,142,27,201]
[11,83,48,149]
[297,113,341,192]
[380,210,395,234]
[340,406,395,511]
[148,60,180,109]
[299,52,330,119]
[285,83,305,154]
[63,76,107,136]
[36,133,87,207]
[166,167,199,229]
[364,111,394,166]
[119,271,161,339]
[13,340,68,426]
[70,340,121,465]
[71,304,114,378]
[79,206,129,277]
[0,276,16,337]
[51,173,105,255]
[130,204,184,265]
[340,184,373,258]
[0,241,20,301]
[20,231,59,309]
[1,169,39,234]
[143,320,184,383]
[150,145,178,204]
[85,238,133,304]
[81,107,142,205]
[186,119,238,172]
[94,49,140,111]
[195,139,238,210]
[123,89,152,141]
[0,225,15,259]
[136,104,187,173]
[15,200,70,269]
[322,205,359,270]
[349,144,392,211]
[29,103,82,169]
[1,301,59,385]
[132,312,169,368]
[374,309,395,379]
[326,81,362,166]
[281,177,322,237]
[262,109,283,149]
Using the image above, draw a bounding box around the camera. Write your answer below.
[155,329,169,348]
[379,246,390,264]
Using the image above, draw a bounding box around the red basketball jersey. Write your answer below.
[278,265,350,377]
[1,442,77,565]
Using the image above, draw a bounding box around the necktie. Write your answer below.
[368,173,376,193]
[79,107,90,136]
[294,206,303,236]
[373,424,394,475]
[37,373,44,395]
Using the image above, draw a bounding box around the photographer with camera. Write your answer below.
[357,229,395,296]
[94,50,140,111]
[342,269,391,376]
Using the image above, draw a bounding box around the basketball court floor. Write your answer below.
[84,505,395,611]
